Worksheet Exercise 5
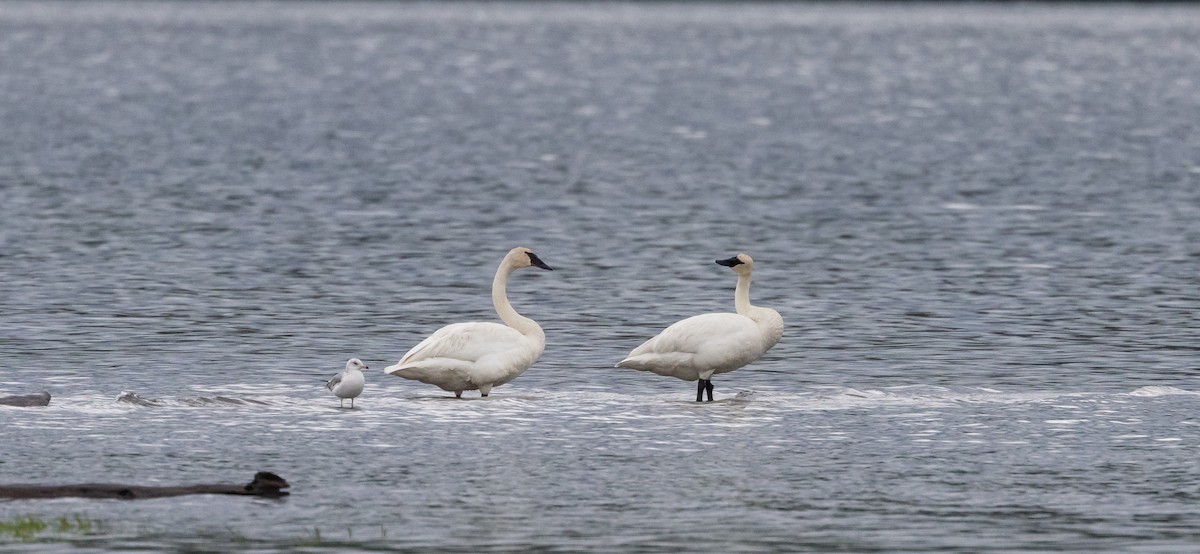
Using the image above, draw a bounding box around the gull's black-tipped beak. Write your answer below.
[528,252,553,271]
[715,256,743,267]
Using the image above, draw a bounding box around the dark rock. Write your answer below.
[0,391,51,407]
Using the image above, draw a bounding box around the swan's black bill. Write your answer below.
[716,256,743,267]
[528,252,553,271]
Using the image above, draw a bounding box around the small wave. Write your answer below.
[116,391,165,407]
[1128,386,1197,397]
[182,396,271,407]
[940,202,1047,212]
[751,385,1078,411]
[116,391,273,407]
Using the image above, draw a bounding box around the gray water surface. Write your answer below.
[1,2,1199,551]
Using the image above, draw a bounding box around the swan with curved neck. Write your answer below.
[384,247,553,397]
[616,253,783,401]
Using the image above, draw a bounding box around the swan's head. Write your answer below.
[508,247,554,271]
[345,358,368,371]
[716,253,754,275]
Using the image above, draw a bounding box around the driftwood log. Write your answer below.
[0,391,51,407]
[0,471,289,500]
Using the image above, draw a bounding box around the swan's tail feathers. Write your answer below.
[616,354,687,371]
[616,356,668,371]
[383,363,404,375]
[615,353,698,379]
[616,356,650,370]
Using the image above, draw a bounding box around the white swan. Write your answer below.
[326,358,367,408]
[384,247,553,397]
[616,253,783,401]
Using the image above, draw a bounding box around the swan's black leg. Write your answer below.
[696,380,705,402]
[705,380,714,402]
[455,391,463,398]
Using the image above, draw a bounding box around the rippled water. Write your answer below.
[1,2,1199,551]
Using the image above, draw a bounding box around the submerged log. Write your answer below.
[0,471,289,500]
[0,391,51,407]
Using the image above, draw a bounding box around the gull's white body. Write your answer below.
[617,254,783,396]
[385,247,551,397]
[326,358,367,408]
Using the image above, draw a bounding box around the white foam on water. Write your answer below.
[25,383,1194,418]
[1128,385,1198,397]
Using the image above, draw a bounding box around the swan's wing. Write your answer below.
[386,322,540,391]
[617,313,762,379]
[386,359,480,391]
[625,313,758,357]
[394,322,527,367]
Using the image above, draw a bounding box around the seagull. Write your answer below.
[326,358,367,408]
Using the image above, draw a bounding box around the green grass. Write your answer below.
[0,514,96,542]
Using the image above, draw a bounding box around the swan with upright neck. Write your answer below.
[384,247,553,397]
[616,253,783,401]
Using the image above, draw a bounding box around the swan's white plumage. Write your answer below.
[385,247,551,397]
[389,322,541,391]
[617,312,766,381]
[617,253,783,396]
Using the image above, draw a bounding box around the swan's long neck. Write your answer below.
[734,270,784,349]
[733,272,753,316]
[493,262,543,337]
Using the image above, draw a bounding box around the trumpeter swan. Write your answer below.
[616,253,783,401]
[326,358,367,408]
[384,247,553,397]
